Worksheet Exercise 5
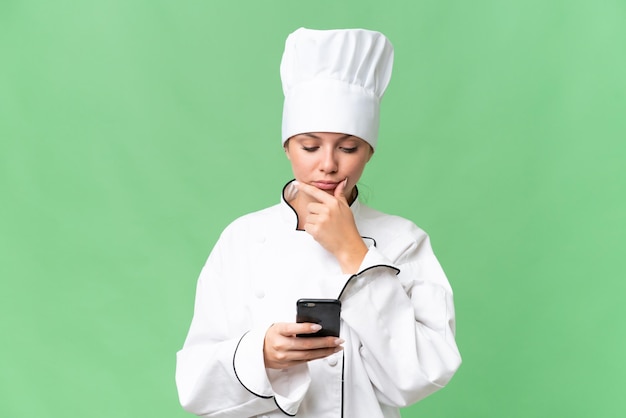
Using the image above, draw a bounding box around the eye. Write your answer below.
[302,146,319,152]
[340,147,358,154]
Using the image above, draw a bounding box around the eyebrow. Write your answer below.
[301,133,354,141]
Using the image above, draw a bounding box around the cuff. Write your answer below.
[234,327,311,416]
[233,327,273,398]
[337,246,400,300]
[267,365,311,415]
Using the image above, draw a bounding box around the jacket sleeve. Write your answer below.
[337,225,462,407]
[175,231,309,417]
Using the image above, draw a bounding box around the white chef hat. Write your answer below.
[280,27,394,149]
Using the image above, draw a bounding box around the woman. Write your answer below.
[176,28,461,418]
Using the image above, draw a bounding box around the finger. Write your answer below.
[292,336,345,351]
[294,181,334,204]
[295,345,344,360]
[334,177,349,202]
[275,322,323,337]
[277,345,344,367]
[306,202,328,216]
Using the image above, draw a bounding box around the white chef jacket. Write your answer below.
[176,181,461,418]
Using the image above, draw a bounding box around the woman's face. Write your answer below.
[284,132,373,199]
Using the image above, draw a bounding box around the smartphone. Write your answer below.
[296,298,341,338]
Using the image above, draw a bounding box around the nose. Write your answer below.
[319,148,338,173]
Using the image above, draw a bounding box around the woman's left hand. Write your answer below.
[295,179,368,274]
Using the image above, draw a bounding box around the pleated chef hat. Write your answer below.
[280,28,394,149]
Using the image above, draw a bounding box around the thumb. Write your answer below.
[335,177,349,202]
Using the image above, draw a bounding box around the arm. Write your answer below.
[293,180,461,404]
[175,225,342,417]
[175,233,304,417]
[339,230,462,406]
[175,243,277,417]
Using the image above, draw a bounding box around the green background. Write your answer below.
[2,1,625,417]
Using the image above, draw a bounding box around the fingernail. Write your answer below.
[334,338,345,345]
[334,346,344,353]
[311,324,322,331]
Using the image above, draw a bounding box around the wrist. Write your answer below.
[335,241,368,274]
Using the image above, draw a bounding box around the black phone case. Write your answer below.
[296,298,341,338]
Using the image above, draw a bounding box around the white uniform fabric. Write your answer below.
[176,181,461,417]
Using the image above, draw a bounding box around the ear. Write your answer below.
[284,139,291,160]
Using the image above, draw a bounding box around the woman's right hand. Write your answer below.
[263,323,344,369]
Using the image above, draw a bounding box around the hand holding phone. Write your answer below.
[263,320,344,369]
[296,298,341,338]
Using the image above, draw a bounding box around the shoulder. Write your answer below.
[356,202,428,246]
[218,203,283,240]
[355,203,445,269]
[357,202,425,234]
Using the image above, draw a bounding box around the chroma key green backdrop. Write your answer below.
[1,1,625,417]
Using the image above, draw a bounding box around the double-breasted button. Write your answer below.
[327,354,339,367]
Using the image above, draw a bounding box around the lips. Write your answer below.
[311,181,340,190]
